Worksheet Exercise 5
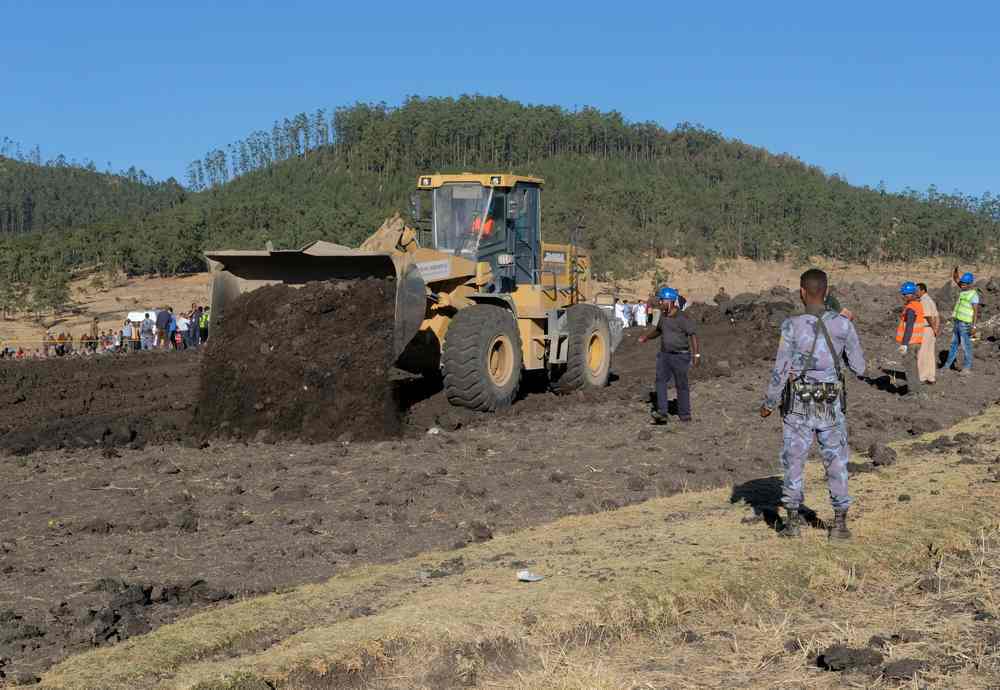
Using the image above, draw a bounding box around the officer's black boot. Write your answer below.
[778,507,801,538]
[829,508,852,541]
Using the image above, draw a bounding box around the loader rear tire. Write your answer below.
[442,304,522,411]
[551,304,612,393]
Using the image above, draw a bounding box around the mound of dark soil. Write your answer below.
[0,352,197,455]
[194,279,400,443]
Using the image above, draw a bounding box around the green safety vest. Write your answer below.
[199,312,210,328]
[953,289,977,323]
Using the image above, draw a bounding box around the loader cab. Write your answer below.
[415,174,543,293]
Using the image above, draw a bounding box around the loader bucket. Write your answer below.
[205,243,427,361]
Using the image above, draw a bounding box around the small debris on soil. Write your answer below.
[469,521,493,542]
[869,443,897,466]
[680,630,703,644]
[174,509,199,533]
[881,658,928,679]
[784,637,806,653]
[333,542,358,555]
[816,644,884,671]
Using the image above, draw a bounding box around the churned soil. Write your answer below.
[193,278,399,444]
[2,281,1000,679]
[0,351,196,456]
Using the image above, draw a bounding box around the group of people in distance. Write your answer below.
[895,266,981,397]
[128,304,210,351]
[615,292,690,330]
[0,303,210,360]
[613,298,649,328]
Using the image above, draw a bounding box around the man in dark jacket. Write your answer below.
[638,287,700,424]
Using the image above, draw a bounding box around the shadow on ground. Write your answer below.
[730,476,827,531]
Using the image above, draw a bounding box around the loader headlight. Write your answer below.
[496,253,514,266]
[420,177,432,187]
[491,176,502,185]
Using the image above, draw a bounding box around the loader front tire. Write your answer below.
[442,304,522,411]
[551,304,612,393]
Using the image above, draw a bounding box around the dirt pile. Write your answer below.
[194,279,400,443]
[0,351,197,455]
[683,297,788,377]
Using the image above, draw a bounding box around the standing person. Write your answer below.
[200,306,210,342]
[613,299,627,330]
[191,304,201,347]
[760,269,866,540]
[187,304,201,347]
[122,319,133,353]
[896,282,926,398]
[176,312,190,350]
[916,283,940,384]
[155,308,170,349]
[942,267,979,375]
[141,312,155,350]
[166,308,177,350]
[638,287,700,424]
[634,298,648,328]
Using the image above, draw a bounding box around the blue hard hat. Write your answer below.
[900,281,918,296]
[657,287,679,301]
[960,272,975,285]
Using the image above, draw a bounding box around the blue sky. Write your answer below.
[2,0,997,196]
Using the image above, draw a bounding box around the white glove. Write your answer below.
[897,345,908,355]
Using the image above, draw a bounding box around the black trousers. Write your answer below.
[656,352,692,419]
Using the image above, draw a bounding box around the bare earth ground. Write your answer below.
[1,277,1000,683]
[35,404,1000,689]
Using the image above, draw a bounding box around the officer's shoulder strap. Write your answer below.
[814,315,843,376]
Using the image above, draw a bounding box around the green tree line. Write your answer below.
[0,139,185,235]
[2,95,999,318]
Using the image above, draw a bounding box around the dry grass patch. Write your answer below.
[39,409,1000,689]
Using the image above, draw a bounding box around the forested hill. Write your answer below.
[0,155,185,234]
[174,95,1000,275]
[2,96,999,314]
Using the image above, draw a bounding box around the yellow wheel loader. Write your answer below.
[205,173,623,411]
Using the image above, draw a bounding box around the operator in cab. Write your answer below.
[471,213,495,238]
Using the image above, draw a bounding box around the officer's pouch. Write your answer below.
[822,382,840,402]
[793,379,815,402]
[786,379,841,414]
[780,378,793,416]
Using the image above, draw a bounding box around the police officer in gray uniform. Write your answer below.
[760,269,866,539]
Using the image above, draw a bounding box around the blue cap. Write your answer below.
[900,281,918,296]
[657,286,679,301]
[960,272,975,285]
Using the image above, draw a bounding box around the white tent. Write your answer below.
[126,310,159,323]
